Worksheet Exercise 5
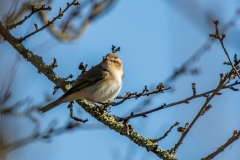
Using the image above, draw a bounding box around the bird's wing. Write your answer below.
[61,65,109,98]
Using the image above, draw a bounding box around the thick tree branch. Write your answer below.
[0,21,64,86]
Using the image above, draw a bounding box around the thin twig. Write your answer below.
[19,0,80,42]
[209,20,240,78]
[114,84,170,106]
[152,122,180,143]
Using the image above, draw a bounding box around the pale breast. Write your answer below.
[85,70,123,103]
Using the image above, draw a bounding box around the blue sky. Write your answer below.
[1,0,240,160]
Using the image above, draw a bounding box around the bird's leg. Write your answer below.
[98,101,111,114]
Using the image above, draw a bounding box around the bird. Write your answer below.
[40,52,124,113]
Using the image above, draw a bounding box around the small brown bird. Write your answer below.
[40,53,124,113]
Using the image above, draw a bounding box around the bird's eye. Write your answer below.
[109,58,119,63]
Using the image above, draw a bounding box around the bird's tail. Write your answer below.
[40,99,62,113]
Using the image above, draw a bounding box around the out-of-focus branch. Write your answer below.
[5,4,52,30]
[165,10,240,84]
[1,120,104,155]
[0,56,103,156]
[38,0,117,41]
[202,130,240,160]
[2,0,51,29]
[0,75,103,156]
[3,1,31,26]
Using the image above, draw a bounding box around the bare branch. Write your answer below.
[152,122,180,143]
[117,80,239,121]
[38,0,116,41]
[19,0,80,42]
[170,69,237,154]
[113,83,170,106]
[5,4,52,30]
[209,20,240,78]
[165,11,240,84]
[202,130,240,160]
